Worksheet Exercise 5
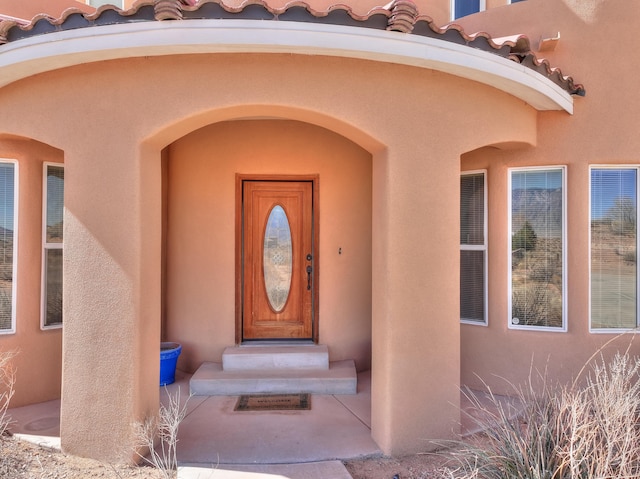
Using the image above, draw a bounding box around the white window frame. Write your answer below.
[41,162,63,330]
[508,166,567,332]
[461,170,488,326]
[589,165,640,334]
[451,0,486,21]
[0,159,18,335]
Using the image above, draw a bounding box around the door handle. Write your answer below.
[306,265,312,291]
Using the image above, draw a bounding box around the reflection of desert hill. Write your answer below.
[0,228,14,283]
[0,226,13,239]
[512,188,562,237]
[0,227,13,330]
[591,221,636,271]
[47,222,63,241]
[591,220,636,329]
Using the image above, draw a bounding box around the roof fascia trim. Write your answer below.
[0,20,573,113]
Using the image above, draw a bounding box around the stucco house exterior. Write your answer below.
[0,0,638,463]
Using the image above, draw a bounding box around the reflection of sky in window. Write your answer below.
[591,169,637,220]
[455,0,480,17]
[512,169,563,190]
[0,164,14,233]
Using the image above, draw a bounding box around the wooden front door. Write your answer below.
[241,180,315,340]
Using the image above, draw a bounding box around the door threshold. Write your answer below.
[240,340,315,347]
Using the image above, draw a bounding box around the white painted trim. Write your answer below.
[508,166,567,332]
[588,165,640,334]
[41,162,63,331]
[0,20,573,113]
[460,169,488,326]
[0,159,18,335]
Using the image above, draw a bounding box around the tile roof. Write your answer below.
[0,0,584,96]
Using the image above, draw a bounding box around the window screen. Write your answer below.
[0,162,15,332]
[591,168,638,330]
[43,164,64,328]
[461,172,486,323]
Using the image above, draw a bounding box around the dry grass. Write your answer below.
[0,350,17,477]
[0,350,15,438]
[441,352,640,479]
[133,388,189,479]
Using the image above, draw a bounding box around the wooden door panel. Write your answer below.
[243,181,313,339]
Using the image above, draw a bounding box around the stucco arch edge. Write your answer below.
[0,132,63,155]
[140,103,387,157]
[0,132,64,154]
[0,20,574,114]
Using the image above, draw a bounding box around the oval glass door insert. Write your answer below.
[263,205,293,312]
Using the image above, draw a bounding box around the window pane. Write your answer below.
[461,173,484,245]
[46,166,64,243]
[511,169,563,328]
[591,169,637,329]
[44,249,63,327]
[89,0,124,7]
[0,164,14,331]
[263,205,292,312]
[461,250,484,322]
[455,0,480,18]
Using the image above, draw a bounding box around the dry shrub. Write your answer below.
[0,350,16,438]
[133,388,189,479]
[0,350,16,477]
[443,352,640,479]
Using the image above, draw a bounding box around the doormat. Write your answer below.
[234,393,311,411]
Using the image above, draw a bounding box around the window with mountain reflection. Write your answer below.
[509,167,566,330]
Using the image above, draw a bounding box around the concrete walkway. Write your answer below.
[7,370,380,479]
[167,369,378,478]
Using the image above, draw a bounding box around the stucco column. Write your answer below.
[371,144,461,455]
[60,142,162,462]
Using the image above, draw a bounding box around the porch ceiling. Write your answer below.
[0,0,583,113]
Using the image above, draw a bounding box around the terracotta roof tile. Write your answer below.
[0,0,585,96]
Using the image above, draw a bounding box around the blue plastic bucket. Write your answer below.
[160,342,182,386]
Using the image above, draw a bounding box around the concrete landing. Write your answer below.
[175,372,377,465]
[190,359,357,396]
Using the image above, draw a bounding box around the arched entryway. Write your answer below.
[162,119,373,373]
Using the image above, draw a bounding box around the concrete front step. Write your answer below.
[190,359,357,396]
[222,345,329,371]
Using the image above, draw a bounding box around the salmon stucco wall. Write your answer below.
[459,0,640,394]
[0,45,537,459]
[0,137,63,407]
[165,119,373,372]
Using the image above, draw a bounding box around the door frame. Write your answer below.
[235,174,320,344]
